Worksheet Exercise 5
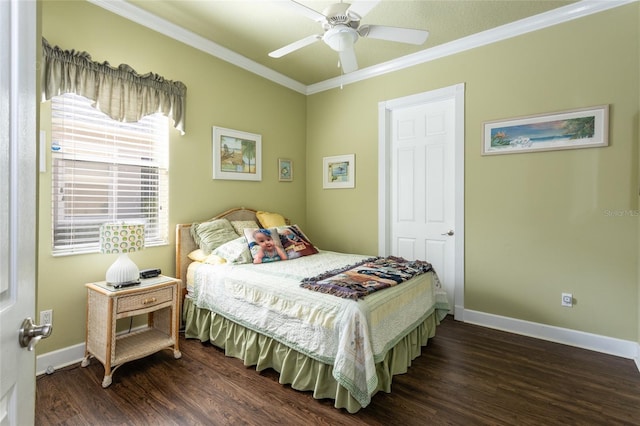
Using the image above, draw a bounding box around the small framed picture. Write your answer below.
[278,158,293,182]
[212,126,262,181]
[323,154,355,189]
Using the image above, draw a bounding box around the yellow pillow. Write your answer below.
[256,211,286,228]
[203,253,227,265]
[187,249,226,265]
[187,249,207,262]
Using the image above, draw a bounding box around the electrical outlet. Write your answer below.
[40,309,53,325]
[561,293,573,307]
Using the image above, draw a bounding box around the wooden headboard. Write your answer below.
[175,207,263,284]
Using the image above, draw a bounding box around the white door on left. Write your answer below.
[0,0,38,424]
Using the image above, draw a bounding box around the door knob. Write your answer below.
[441,230,454,236]
[19,317,53,351]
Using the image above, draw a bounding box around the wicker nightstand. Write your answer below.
[81,276,182,387]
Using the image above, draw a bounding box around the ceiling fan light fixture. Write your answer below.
[323,26,358,52]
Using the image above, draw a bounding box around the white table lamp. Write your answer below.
[100,223,145,286]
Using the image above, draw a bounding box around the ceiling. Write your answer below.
[100,1,612,91]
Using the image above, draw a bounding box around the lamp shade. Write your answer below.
[100,223,145,254]
[100,223,145,286]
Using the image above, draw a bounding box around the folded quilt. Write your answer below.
[300,256,434,300]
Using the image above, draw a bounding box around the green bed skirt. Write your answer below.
[183,297,441,413]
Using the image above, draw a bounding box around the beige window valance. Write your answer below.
[41,37,187,134]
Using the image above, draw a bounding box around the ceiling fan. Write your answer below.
[268,0,429,74]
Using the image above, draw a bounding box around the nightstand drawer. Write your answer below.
[116,287,173,314]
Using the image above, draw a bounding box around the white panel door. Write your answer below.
[390,98,456,309]
[0,1,37,425]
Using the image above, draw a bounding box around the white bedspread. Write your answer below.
[189,251,449,407]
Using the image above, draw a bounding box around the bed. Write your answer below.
[176,207,449,413]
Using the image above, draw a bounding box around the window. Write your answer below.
[51,93,169,255]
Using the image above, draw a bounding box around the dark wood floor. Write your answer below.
[36,316,640,425]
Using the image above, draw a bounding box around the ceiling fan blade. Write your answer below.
[269,34,322,58]
[339,48,359,73]
[359,25,429,45]
[346,0,381,20]
[283,1,326,23]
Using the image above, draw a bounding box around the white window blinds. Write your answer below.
[51,93,169,255]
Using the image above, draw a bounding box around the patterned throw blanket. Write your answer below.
[300,256,433,300]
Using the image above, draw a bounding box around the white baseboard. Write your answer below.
[37,311,640,375]
[36,342,85,376]
[463,309,639,364]
[37,324,161,376]
[36,324,154,376]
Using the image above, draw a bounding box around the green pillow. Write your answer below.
[230,220,260,236]
[190,218,238,254]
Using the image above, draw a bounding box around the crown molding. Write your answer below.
[307,0,637,94]
[87,0,308,94]
[89,0,635,96]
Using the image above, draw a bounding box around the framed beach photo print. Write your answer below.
[278,158,293,182]
[212,126,262,181]
[482,105,609,156]
[323,154,355,189]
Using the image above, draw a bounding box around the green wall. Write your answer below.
[37,1,639,357]
[306,4,639,340]
[37,1,307,354]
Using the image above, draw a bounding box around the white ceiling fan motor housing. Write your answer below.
[322,2,358,26]
[323,25,358,52]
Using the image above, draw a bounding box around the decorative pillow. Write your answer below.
[211,236,253,264]
[256,211,287,228]
[190,218,239,254]
[187,249,208,262]
[243,228,287,264]
[202,253,227,265]
[276,225,319,259]
[230,220,260,236]
[187,249,227,265]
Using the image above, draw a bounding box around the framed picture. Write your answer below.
[212,126,262,181]
[278,158,293,182]
[323,154,355,189]
[482,105,609,156]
